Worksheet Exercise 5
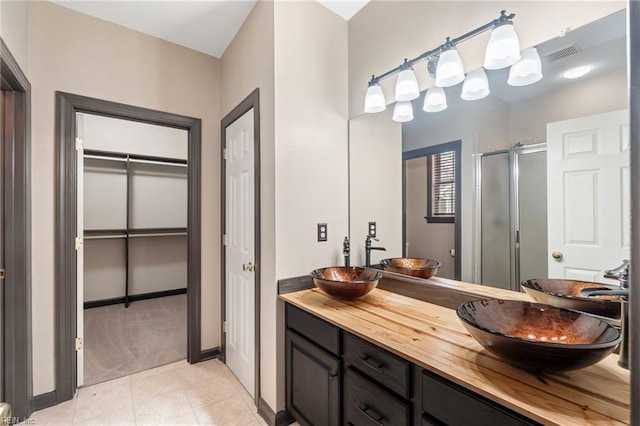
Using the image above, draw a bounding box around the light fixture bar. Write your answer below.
[367,10,515,86]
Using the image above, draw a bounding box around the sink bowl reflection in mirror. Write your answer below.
[456,299,621,373]
[521,279,622,320]
[380,258,441,279]
[310,266,382,300]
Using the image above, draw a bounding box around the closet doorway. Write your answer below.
[55,93,202,403]
[77,113,189,387]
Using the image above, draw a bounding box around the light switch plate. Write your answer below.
[317,223,328,242]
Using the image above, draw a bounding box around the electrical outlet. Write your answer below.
[368,222,377,238]
[317,223,328,242]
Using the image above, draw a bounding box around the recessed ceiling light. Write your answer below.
[563,65,592,79]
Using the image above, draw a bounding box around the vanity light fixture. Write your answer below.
[395,61,421,101]
[484,20,521,69]
[508,47,543,86]
[392,101,414,122]
[461,68,490,100]
[423,86,448,112]
[364,82,387,113]
[563,65,592,79]
[435,44,465,87]
[364,10,542,121]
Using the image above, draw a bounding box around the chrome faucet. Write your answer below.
[343,236,350,267]
[365,235,386,267]
[580,259,630,369]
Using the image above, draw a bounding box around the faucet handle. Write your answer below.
[604,259,630,280]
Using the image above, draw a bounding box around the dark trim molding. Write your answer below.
[55,92,202,403]
[200,347,221,362]
[30,391,57,413]
[402,141,462,280]
[629,1,639,424]
[83,288,187,309]
[278,276,314,294]
[0,37,32,419]
[257,397,294,426]
[220,89,262,405]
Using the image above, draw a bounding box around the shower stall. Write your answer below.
[477,144,548,291]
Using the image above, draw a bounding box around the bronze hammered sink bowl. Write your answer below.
[521,278,622,320]
[456,299,621,373]
[310,266,382,300]
[380,258,441,279]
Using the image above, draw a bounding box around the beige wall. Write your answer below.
[221,0,278,411]
[0,0,29,74]
[349,108,402,264]
[27,1,221,395]
[348,1,626,119]
[509,70,628,145]
[273,0,348,409]
[405,157,455,279]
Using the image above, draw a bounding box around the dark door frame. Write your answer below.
[402,140,462,280]
[55,92,202,402]
[0,38,32,418]
[220,89,261,406]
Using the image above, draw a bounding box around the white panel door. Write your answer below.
[76,113,85,387]
[225,108,255,397]
[547,110,629,283]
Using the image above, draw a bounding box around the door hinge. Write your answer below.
[0,269,5,280]
[223,321,227,333]
[75,237,83,250]
[75,137,83,151]
[75,337,83,351]
[223,234,227,246]
[223,148,227,160]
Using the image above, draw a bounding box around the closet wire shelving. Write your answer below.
[83,149,188,308]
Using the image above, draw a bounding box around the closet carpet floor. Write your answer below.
[83,294,187,387]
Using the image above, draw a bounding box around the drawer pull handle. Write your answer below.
[358,406,384,425]
[358,355,384,373]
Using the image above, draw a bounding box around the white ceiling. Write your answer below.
[51,0,370,59]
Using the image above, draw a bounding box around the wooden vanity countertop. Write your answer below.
[280,287,630,425]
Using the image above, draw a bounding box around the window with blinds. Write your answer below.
[427,151,455,223]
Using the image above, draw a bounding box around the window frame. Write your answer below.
[426,150,456,223]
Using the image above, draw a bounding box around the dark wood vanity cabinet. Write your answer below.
[286,304,341,426]
[285,303,539,426]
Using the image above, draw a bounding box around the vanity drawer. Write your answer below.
[343,332,410,398]
[421,370,539,426]
[286,303,340,356]
[344,367,410,426]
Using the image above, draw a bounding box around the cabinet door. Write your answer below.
[286,330,340,426]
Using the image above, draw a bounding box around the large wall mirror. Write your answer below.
[349,7,629,291]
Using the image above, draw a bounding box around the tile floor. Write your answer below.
[27,359,274,425]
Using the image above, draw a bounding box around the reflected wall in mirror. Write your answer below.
[349,7,629,289]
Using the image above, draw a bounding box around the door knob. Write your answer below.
[551,251,563,260]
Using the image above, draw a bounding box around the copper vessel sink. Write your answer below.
[521,279,622,320]
[310,266,382,300]
[380,258,441,279]
[457,299,621,373]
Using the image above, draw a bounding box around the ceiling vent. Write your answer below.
[541,43,582,63]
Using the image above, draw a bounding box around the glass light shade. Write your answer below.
[484,23,521,69]
[394,68,420,101]
[423,87,447,112]
[461,68,490,100]
[392,101,414,122]
[435,48,465,87]
[364,83,387,113]
[508,47,543,86]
